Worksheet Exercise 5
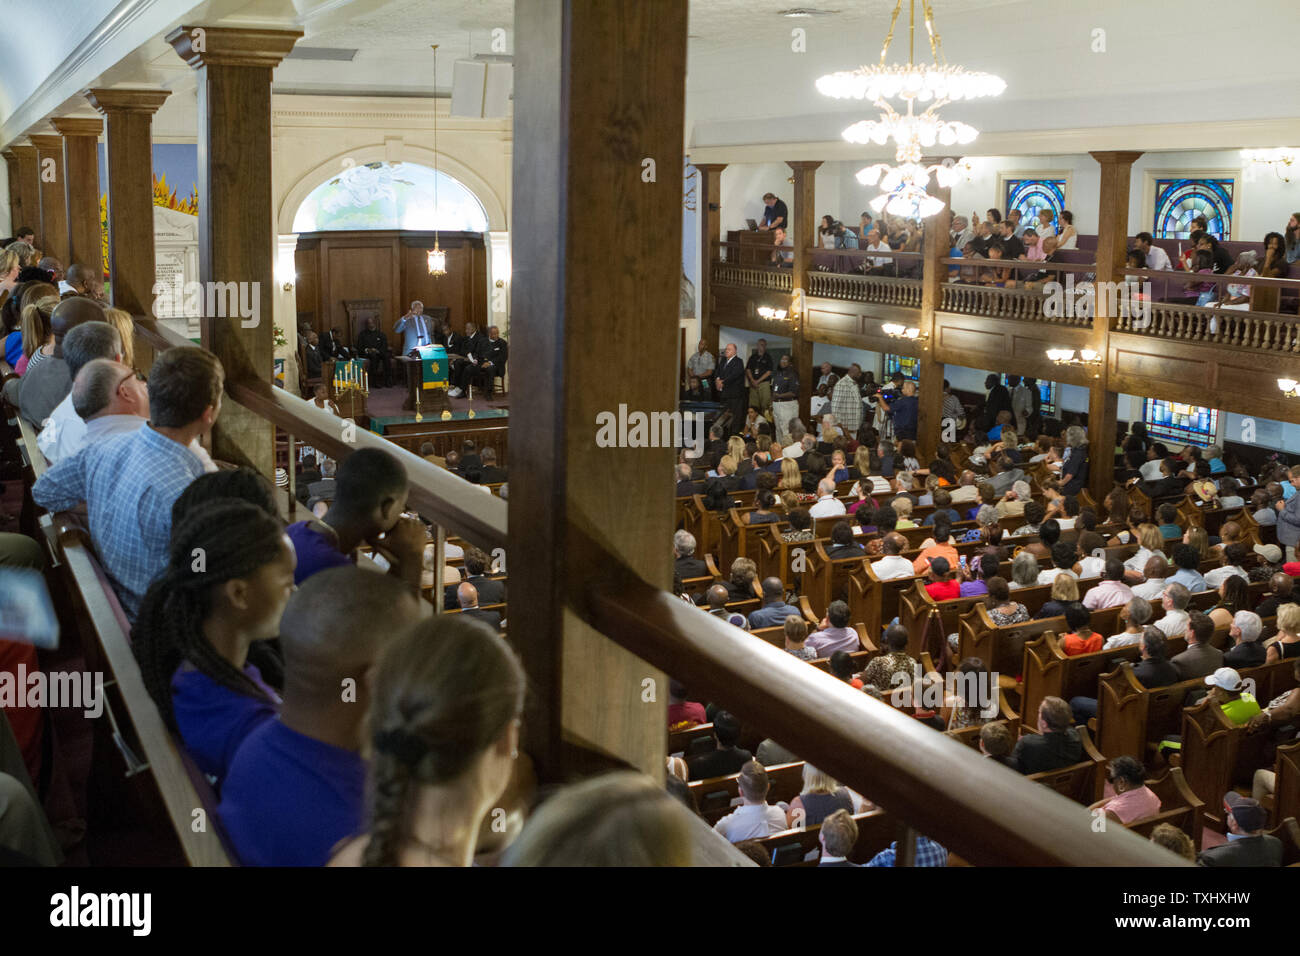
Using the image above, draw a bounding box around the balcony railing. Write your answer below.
[939,282,1092,328]
[805,271,922,307]
[711,262,793,292]
[1118,300,1300,351]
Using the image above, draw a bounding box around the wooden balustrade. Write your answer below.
[1117,299,1300,352]
[939,283,1093,328]
[710,262,793,292]
[805,271,923,307]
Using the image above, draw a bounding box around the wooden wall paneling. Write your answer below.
[327,242,394,338]
[293,239,319,331]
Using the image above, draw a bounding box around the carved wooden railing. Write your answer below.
[940,283,1093,328]
[1116,300,1300,352]
[805,271,922,307]
[711,262,793,293]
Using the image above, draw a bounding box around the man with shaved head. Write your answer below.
[17,294,106,426]
[218,567,423,865]
[456,580,502,631]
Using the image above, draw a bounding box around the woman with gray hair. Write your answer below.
[1225,610,1265,669]
[1059,424,1089,496]
[1008,550,1039,590]
[1219,251,1258,311]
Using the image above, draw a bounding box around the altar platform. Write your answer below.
[369,407,509,463]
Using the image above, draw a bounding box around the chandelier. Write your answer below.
[818,0,1004,217]
[1241,148,1296,183]
[427,44,447,277]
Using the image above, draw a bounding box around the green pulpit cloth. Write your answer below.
[418,344,449,391]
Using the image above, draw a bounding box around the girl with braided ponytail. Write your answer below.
[131,499,296,783]
[330,616,524,867]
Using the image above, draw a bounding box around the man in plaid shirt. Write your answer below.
[33,348,224,621]
[864,833,949,867]
[830,372,863,433]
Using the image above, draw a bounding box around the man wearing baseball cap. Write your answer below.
[1197,792,1283,867]
[1204,667,1261,726]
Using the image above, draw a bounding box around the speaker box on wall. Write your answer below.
[451,60,512,119]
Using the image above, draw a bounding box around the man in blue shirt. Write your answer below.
[864,833,949,867]
[393,300,432,354]
[32,347,222,620]
[218,567,423,866]
[880,380,919,441]
[748,576,802,630]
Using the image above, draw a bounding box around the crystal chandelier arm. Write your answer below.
[880,0,904,67]
[920,0,945,65]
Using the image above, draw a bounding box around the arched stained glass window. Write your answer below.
[292,162,488,233]
[1153,178,1233,240]
[1004,179,1066,231]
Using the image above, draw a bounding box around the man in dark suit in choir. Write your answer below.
[478,447,508,484]
[715,342,746,434]
[474,325,509,398]
[356,317,393,388]
[675,463,700,498]
[448,322,490,398]
[303,331,325,379]
[455,582,503,630]
[1011,697,1083,775]
[1197,794,1283,867]
[320,326,351,361]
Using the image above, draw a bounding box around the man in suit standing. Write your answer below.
[1197,794,1283,867]
[1011,697,1083,775]
[715,342,746,434]
[394,301,433,354]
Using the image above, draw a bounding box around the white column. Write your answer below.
[488,228,511,335]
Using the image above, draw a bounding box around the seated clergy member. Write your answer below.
[686,710,751,781]
[18,295,105,427]
[444,546,505,608]
[747,577,801,629]
[131,500,295,783]
[1011,697,1083,775]
[35,321,122,463]
[33,347,223,620]
[456,582,503,630]
[330,616,524,867]
[219,567,423,866]
[712,761,788,843]
[285,447,427,590]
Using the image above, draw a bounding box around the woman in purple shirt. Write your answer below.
[132,500,296,784]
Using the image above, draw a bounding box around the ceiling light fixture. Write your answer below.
[427,44,447,278]
[817,0,1004,218]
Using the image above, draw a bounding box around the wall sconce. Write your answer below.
[757,306,789,320]
[495,279,505,288]
[1279,378,1300,398]
[881,323,928,343]
[1046,348,1101,365]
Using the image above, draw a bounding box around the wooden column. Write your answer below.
[12,144,41,243]
[696,162,725,350]
[916,182,951,460]
[510,0,686,781]
[86,89,169,374]
[3,150,23,234]
[29,134,69,263]
[1088,150,1142,507]
[51,117,104,275]
[788,161,821,428]
[167,26,302,476]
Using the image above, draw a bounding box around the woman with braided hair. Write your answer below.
[131,499,296,783]
[330,615,524,867]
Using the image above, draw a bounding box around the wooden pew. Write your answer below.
[753,808,906,866]
[1017,609,1129,723]
[687,761,805,824]
[668,722,714,757]
[1121,766,1205,849]
[1095,657,1292,763]
[1267,740,1300,829]
[1022,724,1106,805]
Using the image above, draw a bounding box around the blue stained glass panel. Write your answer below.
[1001,375,1057,418]
[1153,178,1233,240]
[1143,398,1219,446]
[884,353,919,381]
[1004,179,1066,232]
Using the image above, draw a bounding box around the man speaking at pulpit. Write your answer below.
[395,300,433,353]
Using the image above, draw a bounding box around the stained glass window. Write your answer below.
[1143,398,1219,446]
[1004,179,1066,232]
[1153,179,1233,240]
[292,162,488,233]
[1001,375,1057,418]
[884,353,919,381]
